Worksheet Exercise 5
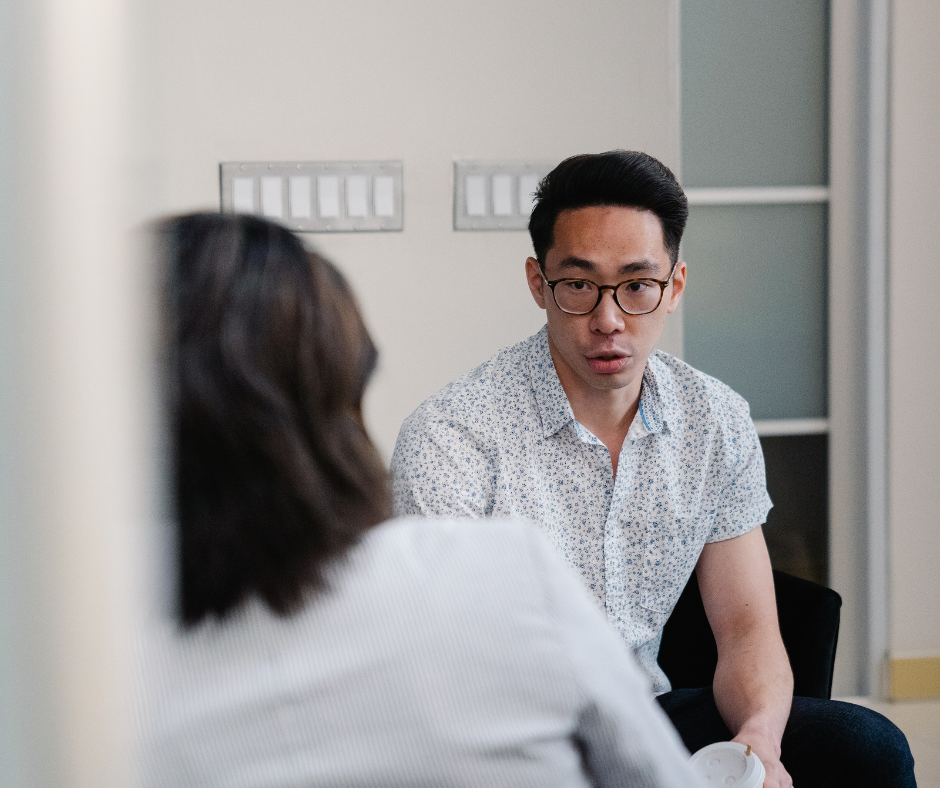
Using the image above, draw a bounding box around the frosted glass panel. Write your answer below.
[683,203,828,420]
[681,0,829,188]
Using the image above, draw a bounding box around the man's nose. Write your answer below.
[589,289,625,334]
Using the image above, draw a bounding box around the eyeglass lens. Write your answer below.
[553,280,663,315]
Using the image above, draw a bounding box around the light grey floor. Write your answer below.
[838,697,940,788]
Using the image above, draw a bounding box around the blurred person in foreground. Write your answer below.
[136,212,705,788]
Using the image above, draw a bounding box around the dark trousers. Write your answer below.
[657,687,917,787]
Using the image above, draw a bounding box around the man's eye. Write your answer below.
[626,281,651,293]
[561,280,592,292]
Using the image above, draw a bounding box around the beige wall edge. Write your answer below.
[889,657,940,701]
[887,0,940,665]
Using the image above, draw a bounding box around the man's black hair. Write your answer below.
[528,150,688,269]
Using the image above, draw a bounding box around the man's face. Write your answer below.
[525,205,686,401]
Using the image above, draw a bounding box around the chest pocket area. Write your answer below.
[640,517,711,614]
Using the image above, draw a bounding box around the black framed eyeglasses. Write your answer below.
[540,268,676,316]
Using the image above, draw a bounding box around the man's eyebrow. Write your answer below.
[555,256,598,273]
[556,256,663,276]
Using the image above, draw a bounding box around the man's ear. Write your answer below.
[526,257,548,310]
[665,260,687,314]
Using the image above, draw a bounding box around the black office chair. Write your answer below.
[657,569,842,700]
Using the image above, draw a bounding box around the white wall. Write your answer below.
[0,4,681,782]
[147,0,682,459]
[888,0,940,660]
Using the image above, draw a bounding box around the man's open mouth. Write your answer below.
[586,353,629,373]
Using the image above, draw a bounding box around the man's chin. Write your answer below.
[583,367,635,391]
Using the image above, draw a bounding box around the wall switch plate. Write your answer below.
[453,160,554,230]
[220,161,403,232]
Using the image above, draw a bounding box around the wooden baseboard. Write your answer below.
[890,656,940,700]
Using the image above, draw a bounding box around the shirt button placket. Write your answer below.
[603,442,634,621]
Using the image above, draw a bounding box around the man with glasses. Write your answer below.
[391,151,914,788]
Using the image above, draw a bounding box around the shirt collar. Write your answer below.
[528,326,576,438]
[527,327,680,439]
[638,351,681,437]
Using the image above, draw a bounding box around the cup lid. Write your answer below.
[689,741,766,787]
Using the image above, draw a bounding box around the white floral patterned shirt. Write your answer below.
[391,325,772,692]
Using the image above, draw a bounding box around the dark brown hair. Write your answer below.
[159,213,391,625]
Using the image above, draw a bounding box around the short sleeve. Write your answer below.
[705,393,773,543]
[391,402,497,519]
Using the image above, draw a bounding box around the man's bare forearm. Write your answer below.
[697,529,795,787]
[712,622,793,753]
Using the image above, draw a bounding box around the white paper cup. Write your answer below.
[689,741,766,787]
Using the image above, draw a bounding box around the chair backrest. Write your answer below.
[657,569,842,700]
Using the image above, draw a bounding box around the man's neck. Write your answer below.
[566,384,641,469]
[547,341,645,478]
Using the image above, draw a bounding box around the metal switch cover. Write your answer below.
[453,161,555,231]
[220,161,403,232]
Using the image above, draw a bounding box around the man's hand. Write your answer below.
[732,726,793,788]
[697,527,795,788]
